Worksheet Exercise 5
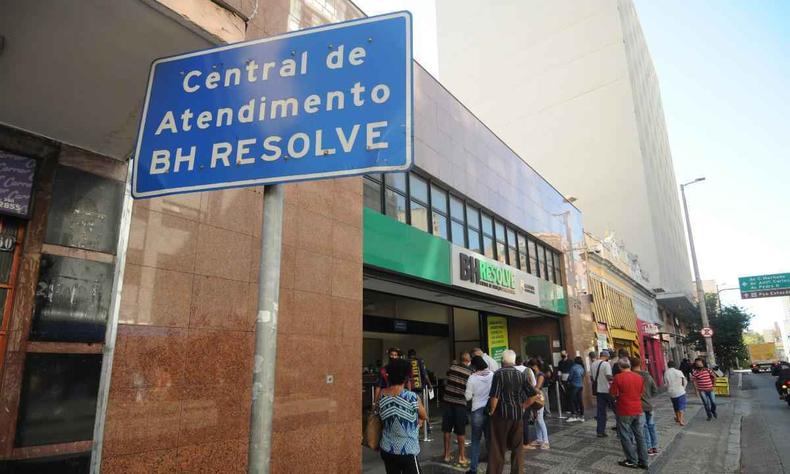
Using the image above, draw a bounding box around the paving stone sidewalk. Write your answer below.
[363,389,709,473]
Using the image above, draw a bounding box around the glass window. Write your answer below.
[481,213,493,237]
[495,221,506,242]
[517,234,528,271]
[467,229,481,252]
[483,236,495,259]
[450,196,464,220]
[409,173,428,203]
[430,185,447,214]
[542,247,551,281]
[31,254,113,343]
[466,206,480,230]
[45,166,124,254]
[546,249,555,283]
[384,190,407,223]
[15,353,102,447]
[534,242,544,279]
[431,213,448,239]
[385,172,407,193]
[553,253,562,284]
[410,201,428,232]
[451,221,465,246]
[363,177,382,212]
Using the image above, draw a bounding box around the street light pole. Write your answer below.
[681,177,715,367]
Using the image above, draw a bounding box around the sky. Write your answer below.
[353,0,790,332]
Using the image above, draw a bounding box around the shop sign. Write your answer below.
[132,12,413,198]
[597,333,609,352]
[0,151,36,219]
[452,245,540,307]
[486,316,509,362]
[642,323,659,335]
[739,273,790,299]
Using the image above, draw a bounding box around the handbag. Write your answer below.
[592,361,604,396]
[364,406,382,450]
[531,390,545,411]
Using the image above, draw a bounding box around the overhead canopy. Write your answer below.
[656,292,699,322]
[0,0,213,160]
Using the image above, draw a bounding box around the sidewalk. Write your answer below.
[363,390,706,473]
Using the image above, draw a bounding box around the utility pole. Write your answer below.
[681,177,715,367]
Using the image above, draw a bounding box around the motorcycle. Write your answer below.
[780,379,790,407]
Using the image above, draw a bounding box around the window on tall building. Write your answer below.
[408,173,429,232]
[494,220,506,264]
[528,239,540,278]
[553,253,562,284]
[517,233,528,271]
[466,205,481,252]
[546,248,555,283]
[506,228,518,268]
[449,195,466,247]
[384,173,407,224]
[363,174,382,212]
[481,213,494,259]
[430,184,448,239]
[535,242,544,279]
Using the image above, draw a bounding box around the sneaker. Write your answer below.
[712,411,718,419]
[577,416,585,422]
[523,443,539,450]
[637,463,649,470]
[597,433,608,438]
[540,443,550,450]
[618,460,639,468]
[567,416,578,422]
[650,448,660,456]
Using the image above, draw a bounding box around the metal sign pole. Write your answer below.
[248,184,284,474]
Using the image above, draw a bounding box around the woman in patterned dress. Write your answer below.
[379,358,428,474]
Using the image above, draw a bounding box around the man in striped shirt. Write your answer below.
[691,358,718,420]
[442,352,472,465]
[487,349,538,474]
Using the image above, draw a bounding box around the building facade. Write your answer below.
[435,0,694,305]
[0,1,596,472]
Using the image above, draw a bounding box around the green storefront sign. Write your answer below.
[739,272,790,299]
[363,209,566,314]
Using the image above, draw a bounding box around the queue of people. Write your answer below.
[372,346,548,474]
[372,344,709,473]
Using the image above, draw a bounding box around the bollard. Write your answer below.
[422,388,431,442]
[555,382,566,419]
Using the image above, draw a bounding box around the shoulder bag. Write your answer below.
[364,404,382,450]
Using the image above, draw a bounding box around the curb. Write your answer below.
[724,398,744,473]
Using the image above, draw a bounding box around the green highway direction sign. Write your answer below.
[739,272,790,299]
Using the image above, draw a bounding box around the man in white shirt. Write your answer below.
[465,356,494,474]
[664,360,688,425]
[590,351,614,437]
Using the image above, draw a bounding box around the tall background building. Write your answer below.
[434,0,694,303]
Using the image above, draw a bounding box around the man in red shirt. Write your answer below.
[609,357,648,469]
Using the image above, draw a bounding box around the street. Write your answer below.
[740,372,790,473]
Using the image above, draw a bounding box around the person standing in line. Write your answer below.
[378,358,428,474]
[487,349,538,474]
[472,347,500,372]
[524,359,550,450]
[557,350,572,414]
[407,349,433,396]
[631,357,659,456]
[512,355,535,447]
[590,351,614,437]
[375,348,403,402]
[664,360,688,425]
[442,352,472,467]
[691,357,718,420]
[567,356,586,422]
[609,357,649,470]
[464,356,493,474]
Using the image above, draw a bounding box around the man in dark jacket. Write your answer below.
[631,357,659,455]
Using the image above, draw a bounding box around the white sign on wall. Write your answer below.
[451,245,541,307]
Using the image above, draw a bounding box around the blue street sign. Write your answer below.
[132,12,412,198]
